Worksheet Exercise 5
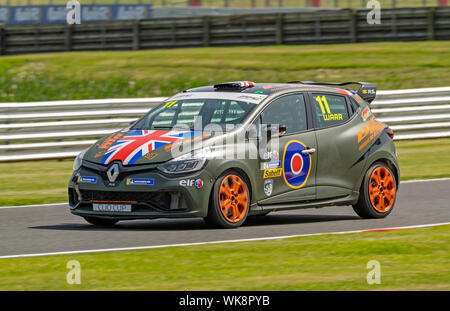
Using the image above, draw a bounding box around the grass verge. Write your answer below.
[0,138,449,206]
[0,224,448,290]
[396,138,450,180]
[0,41,449,102]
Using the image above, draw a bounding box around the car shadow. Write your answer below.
[29,213,360,232]
[244,214,360,227]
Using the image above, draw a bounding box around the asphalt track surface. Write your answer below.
[0,179,449,258]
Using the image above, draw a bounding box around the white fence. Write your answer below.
[0,86,449,162]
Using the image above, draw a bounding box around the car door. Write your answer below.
[256,93,318,205]
[308,92,365,199]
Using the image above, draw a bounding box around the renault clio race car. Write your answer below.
[69,81,399,228]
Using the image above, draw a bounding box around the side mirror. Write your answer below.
[266,124,287,139]
[245,126,258,140]
[279,125,287,137]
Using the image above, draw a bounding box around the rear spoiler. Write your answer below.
[288,81,377,104]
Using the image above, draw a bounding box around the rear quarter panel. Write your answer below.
[314,109,370,199]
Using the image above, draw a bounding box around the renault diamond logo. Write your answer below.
[107,163,120,183]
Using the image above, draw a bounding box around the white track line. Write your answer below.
[0,222,449,260]
[0,202,67,210]
[401,177,450,184]
[1,177,449,210]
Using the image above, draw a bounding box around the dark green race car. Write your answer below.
[68,81,399,228]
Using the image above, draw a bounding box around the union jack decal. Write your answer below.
[101,130,196,165]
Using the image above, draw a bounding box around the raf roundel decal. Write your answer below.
[283,140,311,189]
[290,153,304,175]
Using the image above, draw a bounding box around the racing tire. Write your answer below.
[83,216,119,226]
[204,171,250,228]
[352,161,397,219]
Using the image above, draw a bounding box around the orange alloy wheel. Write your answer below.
[218,174,249,223]
[368,167,396,213]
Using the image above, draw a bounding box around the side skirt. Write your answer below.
[258,191,360,212]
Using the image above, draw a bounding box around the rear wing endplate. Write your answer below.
[288,81,377,104]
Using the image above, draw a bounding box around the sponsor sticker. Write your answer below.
[162,100,178,109]
[362,106,371,121]
[195,179,204,189]
[362,88,376,95]
[264,179,274,196]
[357,116,384,150]
[282,140,311,189]
[143,151,158,160]
[77,176,97,184]
[261,161,281,170]
[95,150,106,158]
[314,95,343,121]
[262,150,279,160]
[263,168,282,179]
[179,179,204,188]
[126,178,154,186]
[98,132,125,150]
[168,92,267,105]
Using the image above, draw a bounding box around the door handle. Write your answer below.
[301,148,316,155]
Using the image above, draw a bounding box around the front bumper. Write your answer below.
[68,161,214,220]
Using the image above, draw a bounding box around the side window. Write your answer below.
[349,97,360,113]
[312,93,349,128]
[261,94,308,135]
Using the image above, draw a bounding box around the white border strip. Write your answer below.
[0,222,449,260]
[0,203,67,210]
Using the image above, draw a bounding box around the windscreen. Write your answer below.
[132,92,266,132]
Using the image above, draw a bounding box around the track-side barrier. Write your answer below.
[0,87,449,162]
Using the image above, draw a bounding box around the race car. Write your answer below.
[68,81,399,228]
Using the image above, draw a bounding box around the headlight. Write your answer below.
[157,147,213,174]
[73,149,88,171]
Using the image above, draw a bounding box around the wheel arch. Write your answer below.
[373,158,399,187]
[204,166,254,227]
[352,157,398,218]
[356,156,399,194]
[209,166,253,203]
[206,163,255,217]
